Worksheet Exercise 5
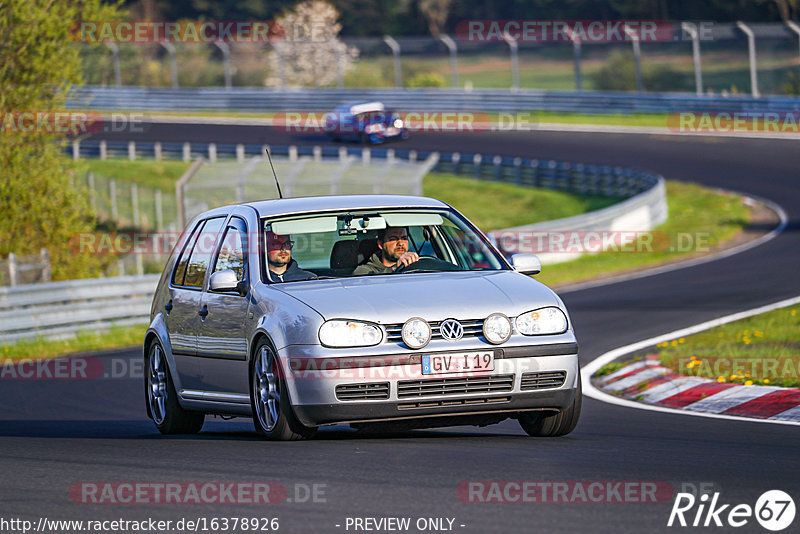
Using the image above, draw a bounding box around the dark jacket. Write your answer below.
[270,259,315,282]
[352,253,395,275]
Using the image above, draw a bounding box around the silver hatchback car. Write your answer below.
[145,195,581,440]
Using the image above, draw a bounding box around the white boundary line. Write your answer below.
[559,193,788,294]
[581,295,800,427]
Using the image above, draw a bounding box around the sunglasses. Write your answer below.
[268,240,294,251]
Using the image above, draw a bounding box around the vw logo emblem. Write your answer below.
[440,319,464,341]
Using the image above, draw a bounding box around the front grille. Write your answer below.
[335,382,390,401]
[520,371,567,390]
[398,396,511,410]
[397,374,514,399]
[384,319,484,343]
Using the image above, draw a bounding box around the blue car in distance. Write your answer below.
[326,102,408,144]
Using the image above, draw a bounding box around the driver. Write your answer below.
[353,226,419,275]
[266,231,315,282]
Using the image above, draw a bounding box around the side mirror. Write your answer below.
[511,254,542,275]
[209,270,246,295]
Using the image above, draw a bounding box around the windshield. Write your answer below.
[261,208,507,283]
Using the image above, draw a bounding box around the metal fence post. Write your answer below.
[87,171,96,213]
[99,139,107,160]
[183,142,191,162]
[236,144,245,162]
[72,140,80,160]
[128,141,136,161]
[383,36,402,88]
[155,189,163,231]
[154,141,162,161]
[104,42,121,86]
[736,22,759,98]
[176,158,206,229]
[439,34,459,88]
[334,40,344,89]
[572,36,582,91]
[40,249,51,282]
[208,143,217,163]
[276,45,287,89]
[132,184,140,228]
[682,22,704,96]
[110,179,118,221]
[7,253,17,287]
[625,27,643,92]
[786,21,800,63]
[161,42,179,88]
[502,33,520,91]
[213,42,232,89]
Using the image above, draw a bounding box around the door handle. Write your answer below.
[164,300,173,313]
[198,305,208,319]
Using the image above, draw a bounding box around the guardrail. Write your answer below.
[0,274,159,344]
[68,86,800,115]
[4,142,665,344]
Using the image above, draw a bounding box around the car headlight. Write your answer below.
[515,307,568,335]
[393,118,404,128]
[483,313,512,345]
[319,320,383,347]
[402,317,431,349]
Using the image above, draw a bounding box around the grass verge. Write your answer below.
[601,305,800,388]
[2,324,146,361]
[536,182,751,287]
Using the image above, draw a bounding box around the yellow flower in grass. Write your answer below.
[679,338,686,343]
[754,331,763,337]
[763,379,770,384]
[792,310,797,316]
[671,340,678,347]
[745,380,753,386]
[717,376,726,383]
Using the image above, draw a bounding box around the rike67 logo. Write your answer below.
[668,490,795,531]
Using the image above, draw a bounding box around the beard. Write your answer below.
[268,252,290,268]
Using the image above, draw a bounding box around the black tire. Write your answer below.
[250,339,316,441]
[146,340,205,435]
[518,373,582,437]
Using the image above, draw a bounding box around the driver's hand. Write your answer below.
[395,251,420,268]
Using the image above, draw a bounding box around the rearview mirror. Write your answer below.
[209,270,246,295]
[511,254,541,275]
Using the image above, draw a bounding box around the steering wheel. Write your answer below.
[394,256,461,273]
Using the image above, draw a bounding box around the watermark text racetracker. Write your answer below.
[273,111,537,134]
[455,20,714,43]
[71,230,714,257]
[1,112,146,135]
[458,481,675,503]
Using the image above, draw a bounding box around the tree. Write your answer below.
[0,0,123,280]
[417,0,452,36]
[265,0,358,87]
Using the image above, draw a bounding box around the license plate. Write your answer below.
[421,352,494,375]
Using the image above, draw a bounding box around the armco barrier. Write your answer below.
[6,142,664,344]
[0,275,160,344]
[67,86,800,115]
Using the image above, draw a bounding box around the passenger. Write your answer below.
[266,231,315,282]
[353,226,419,275]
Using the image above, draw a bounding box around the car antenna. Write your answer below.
[263,146,284,199]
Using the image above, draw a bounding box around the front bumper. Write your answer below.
[280,342,579,427]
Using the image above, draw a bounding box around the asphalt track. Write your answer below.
[2,124,799,533]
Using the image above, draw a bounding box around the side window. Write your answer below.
[212,217,247,281]
[172,220,205,286]
[183,217,226,288]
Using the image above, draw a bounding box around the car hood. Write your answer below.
[275,271,561,324]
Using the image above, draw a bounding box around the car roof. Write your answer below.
[334,101,385,115]
[245,195,449,218]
